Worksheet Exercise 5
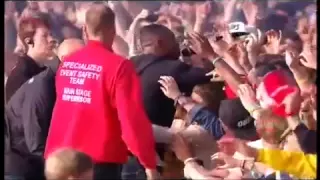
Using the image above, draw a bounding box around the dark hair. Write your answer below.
[281,30,303,53]
[282,30,302,42]
[260,14,288,31]
[254,54,292,78]
[192,82,225,115]
[274,3,296,17]
[18,15,51,42]
[255,54,286,67]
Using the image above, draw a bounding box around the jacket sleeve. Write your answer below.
[293,123,317,153]
[174,63,211,92]
[189,105,225,140]
[22,84,52,156]
[114,60,157,169]
[257,149,317,179]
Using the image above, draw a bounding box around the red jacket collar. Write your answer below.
[87,40,113,52]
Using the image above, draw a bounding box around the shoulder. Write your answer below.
[34,68,55,80]
[26,68,55,90]
[117,59,136,76]
[10,56,28,73]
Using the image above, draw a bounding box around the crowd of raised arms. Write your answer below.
[4,1,316,180]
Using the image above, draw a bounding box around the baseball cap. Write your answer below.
[219,98,259,141]
[259,70,298,117]
[228,22,258,35]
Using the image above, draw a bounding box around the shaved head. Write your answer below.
[85,4,115,37]
[139,24,175,48]
[139,24,180,59]
[57,38,84,61]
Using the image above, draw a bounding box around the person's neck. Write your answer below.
[88,37,113,50]
[26,51,45,67]
[262,139,280,149]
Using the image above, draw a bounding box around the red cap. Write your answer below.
[261,70,298,117]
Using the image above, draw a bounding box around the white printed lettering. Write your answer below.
[237,118,252,128]
[64,87,75,95]
[75,89,91,97]
[60,69,78,77]
[70,77,85,85]
[77,71,100,80]
[60,61,104,105]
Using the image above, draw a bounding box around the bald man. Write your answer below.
[5,39,84,180]
[57,38,85,61]
[44,4,158,180]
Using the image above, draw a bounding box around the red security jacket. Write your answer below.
[44,40,156,169]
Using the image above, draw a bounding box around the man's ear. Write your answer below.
[24,37,34,47]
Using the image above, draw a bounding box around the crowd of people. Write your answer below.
[4,1,317,180]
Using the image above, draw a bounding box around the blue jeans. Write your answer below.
[4,175,25,180]
[121,156,146,180]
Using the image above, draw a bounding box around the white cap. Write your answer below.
[228,22,257,35]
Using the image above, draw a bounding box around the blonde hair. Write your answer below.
[45,148,93,180]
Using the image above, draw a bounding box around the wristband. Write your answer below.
[184,157,196,165]
[247,105,262,115]
[174,93,184,107]
[211,56,223,66]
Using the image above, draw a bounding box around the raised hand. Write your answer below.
[135,9,151,21]
[158,76,181,100]
[300,42,317,70]
[285,50,302,70]
[187,31,218,59]
[244,29,263,53]
[242,1,258,25]
[195,1,212,20]
[206,70,224,82]
[208,36,229,57]
[237,84,260,113]
[282,88,302,116]
[264,30,282,54]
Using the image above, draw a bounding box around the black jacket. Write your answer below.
[131,54,211,127]
[5,55,46,102]
[5,67,56,179]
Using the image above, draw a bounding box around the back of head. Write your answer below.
[254,54,292,78]
[139,24,180,59]
[57,38,85,61]
[84,4,115,43]
[45,148,93,180]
